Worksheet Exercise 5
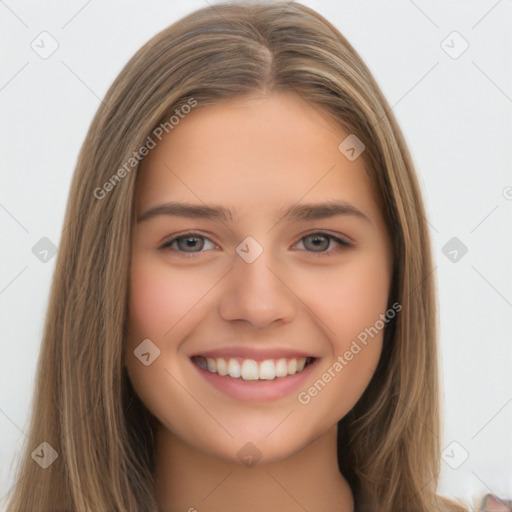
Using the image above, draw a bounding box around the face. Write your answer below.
[125,91,393,465]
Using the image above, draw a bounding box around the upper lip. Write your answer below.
[191,346,316,361]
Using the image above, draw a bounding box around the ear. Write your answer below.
[481,493,512,512]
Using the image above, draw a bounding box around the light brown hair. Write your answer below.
[6,2,469,511]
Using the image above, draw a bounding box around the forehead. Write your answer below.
[135,91,380,223]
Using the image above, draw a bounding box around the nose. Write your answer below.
[218,243,297,329]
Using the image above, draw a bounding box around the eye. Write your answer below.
[159,232,217,256]
[293,232,351,256]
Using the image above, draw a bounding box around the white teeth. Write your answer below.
[206,357,217,372]
[196,356,312,380]
[275,358,288,377]
[228,358,241,378]
[259,360,275,380]
[241,360,259,381]
[287,358,297,375]
[216,358,228,376]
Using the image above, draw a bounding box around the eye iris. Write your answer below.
[305,234,329,252]
[177,236,204,252]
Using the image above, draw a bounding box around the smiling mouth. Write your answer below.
[191,356,316,381]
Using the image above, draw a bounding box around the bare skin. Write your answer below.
[125,91,393,511]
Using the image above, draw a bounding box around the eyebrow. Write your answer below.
[136,200,371,224]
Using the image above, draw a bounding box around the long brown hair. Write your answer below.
[6,2,469,511]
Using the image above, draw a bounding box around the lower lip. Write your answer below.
[191,358,318,402]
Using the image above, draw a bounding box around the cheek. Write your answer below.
[127,254,211,343]
[303,252,391,343]
[341,255,390,325]
[124,256,207,424]
[295,255,390,423]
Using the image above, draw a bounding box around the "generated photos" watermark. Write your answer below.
[297,301,402,405]
[93,97,198,200]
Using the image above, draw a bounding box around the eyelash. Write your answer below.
[159,231,351,258]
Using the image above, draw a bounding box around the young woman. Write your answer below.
[6,2,470,511]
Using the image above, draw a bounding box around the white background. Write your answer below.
[0,0,511,509]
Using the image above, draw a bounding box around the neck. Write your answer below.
[153,423,354,512]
